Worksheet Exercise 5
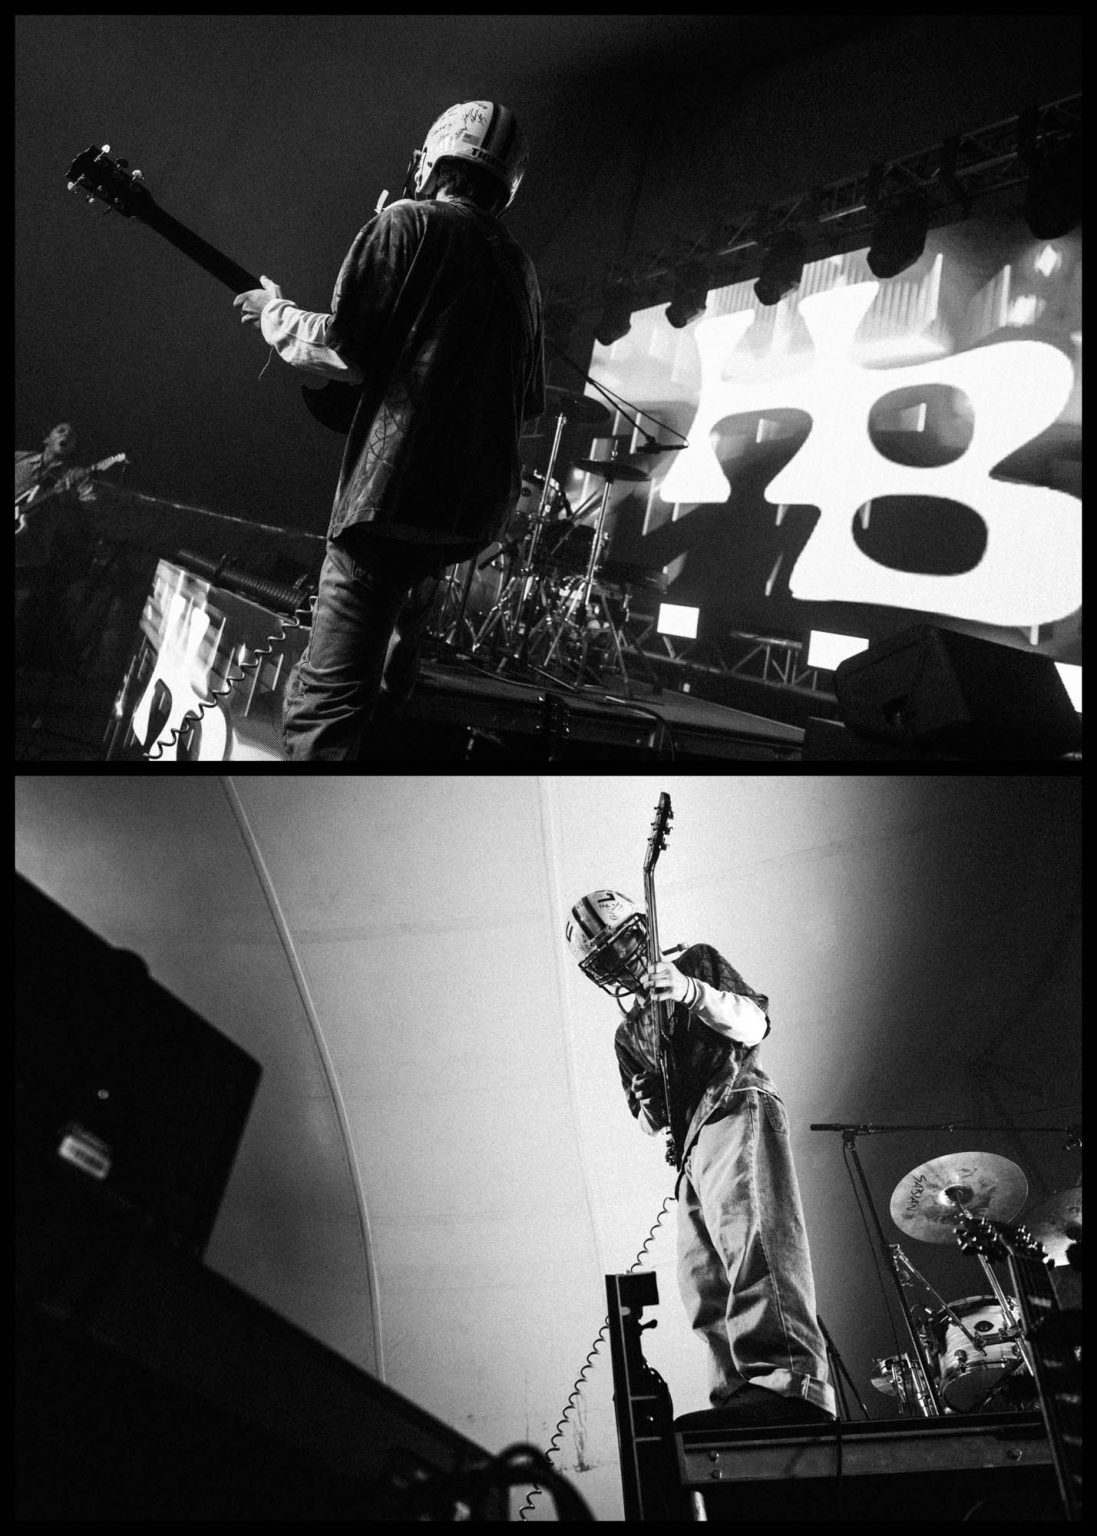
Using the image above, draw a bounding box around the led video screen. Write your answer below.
[580,213,1080,661]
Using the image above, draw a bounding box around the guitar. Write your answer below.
[15,454,128,534]
[642,792,677,1167]
[955,1210,1081,1521]
[65,144,358,434]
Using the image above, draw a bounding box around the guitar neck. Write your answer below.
[643,870,661,972]
[139,202,259,294]
[992,1240,1081,1522]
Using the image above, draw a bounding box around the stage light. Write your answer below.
[1024,137,1081,239]
[595,284,635,347]
[807,630,869,670]
[754,231,806,307]
[658,603,699,639]
[666,265,711,329]
[867,196,929,279]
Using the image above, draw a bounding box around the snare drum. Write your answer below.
[929,1295,1027,1411]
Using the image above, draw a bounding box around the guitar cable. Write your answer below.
[516,1192,678,1521]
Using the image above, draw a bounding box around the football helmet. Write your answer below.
[565,890,648,996]
[404,101,528,210]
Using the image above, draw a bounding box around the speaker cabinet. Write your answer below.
[833,626,1080,759]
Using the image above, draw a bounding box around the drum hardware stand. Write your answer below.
[891,1245,987,1356]
[429,558,478,652]
[477,386,609,674]
[532,452,648,697]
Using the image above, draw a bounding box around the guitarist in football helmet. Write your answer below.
[566,890,836,1428]
[232,101,544,761]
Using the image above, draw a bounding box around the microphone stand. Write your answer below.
[814,1123,945,1416]
[816,1313,868,1421]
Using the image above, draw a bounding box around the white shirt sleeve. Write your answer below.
[258,298,364,384]
[684,976,768,1047]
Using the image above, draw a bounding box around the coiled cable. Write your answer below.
[516,1192,677,1520]
[141,551,316,761]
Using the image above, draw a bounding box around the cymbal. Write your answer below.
[572,457,650,483]
[889,1152,1028,1245]
[1025,1187,1082,1267]
[543,386,612,427]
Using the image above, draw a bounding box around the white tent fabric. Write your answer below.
[15,775,1081,1520]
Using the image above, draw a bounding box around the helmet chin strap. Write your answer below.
[401,149,422,201]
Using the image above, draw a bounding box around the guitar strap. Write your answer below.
[444,200,539,357]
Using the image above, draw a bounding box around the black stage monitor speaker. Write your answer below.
[16,874,260,1259]
[834,625,1081,759]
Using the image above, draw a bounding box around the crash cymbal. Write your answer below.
[889,1152,1028,1245]
[1025,1187,1082,1267]
[543,386,612,427]
[572,457,650,483]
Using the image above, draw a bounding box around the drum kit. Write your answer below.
[870,1149,1082,1417]
[429,386,668,691]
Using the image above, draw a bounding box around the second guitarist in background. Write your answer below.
[16,422,99,668]
[232,101,544,761]
[566,890,836,1428]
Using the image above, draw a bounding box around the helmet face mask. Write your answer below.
[566,890,649,1000]
[578,912,648,997]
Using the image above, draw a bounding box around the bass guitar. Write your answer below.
[15,454,128,535]
[642,792,677,1167]
[65,144,358,434]
[956,1211,1081,1521]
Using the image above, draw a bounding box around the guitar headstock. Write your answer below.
[955,1209,1049,1266]
[67,145,153,220]
[643,792,673,875]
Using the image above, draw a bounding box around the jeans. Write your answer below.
[676,1090,836,1415]
[282,534,450,761]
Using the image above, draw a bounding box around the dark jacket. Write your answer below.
[614,943,777,1171]
[327,196,544,558]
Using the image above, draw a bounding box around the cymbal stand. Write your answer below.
[429,558,477,651]
[472,406,570,668]
[532,471,633,695]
